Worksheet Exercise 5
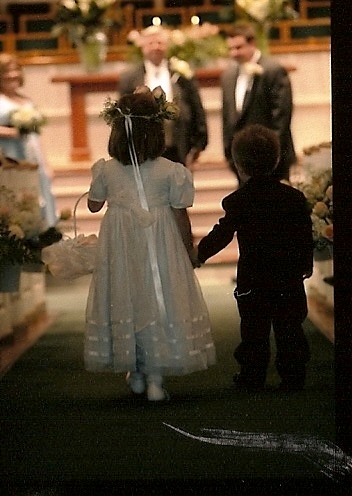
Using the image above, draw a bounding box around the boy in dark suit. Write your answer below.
[196,124,313,391]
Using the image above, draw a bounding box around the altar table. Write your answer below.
[51,69,223,162]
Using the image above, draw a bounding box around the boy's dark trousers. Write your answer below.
[233,283,311,388]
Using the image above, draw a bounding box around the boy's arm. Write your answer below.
[198,210,237,263]
[302,197,314,279]
[197,191,238,263]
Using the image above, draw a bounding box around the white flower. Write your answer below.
[236,0,287,22]
[95,0,115,9]
[127,24,227,68]
[61,0,77,10]
[189,22,219,39]
[169,29,187,46]
[0,186,44,239]
[170,57,194,79]
[237,0,271,22]
[10,106,46,134]
[243,61,264,76]
[127,29,142,46]
[8,224,25,239]
[295,161,333,247]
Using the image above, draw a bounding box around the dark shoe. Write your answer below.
[233,373,265,392]
[276,381,304,392]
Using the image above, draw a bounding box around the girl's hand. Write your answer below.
[189,246,201,268]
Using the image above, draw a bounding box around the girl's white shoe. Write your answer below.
[147,374,170,401]
[126,372,146,395]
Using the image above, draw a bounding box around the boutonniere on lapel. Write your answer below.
[169,56,194,82]
[243,62,264,76]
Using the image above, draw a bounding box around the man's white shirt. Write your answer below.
[144,60,173,100]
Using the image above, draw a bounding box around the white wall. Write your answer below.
[20,51,331,168]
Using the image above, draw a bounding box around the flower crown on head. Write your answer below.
[100,85,179,126]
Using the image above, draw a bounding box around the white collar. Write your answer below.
[144,59,168,74]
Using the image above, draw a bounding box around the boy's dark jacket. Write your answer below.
[198,176,313,291]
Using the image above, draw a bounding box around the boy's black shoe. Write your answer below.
[233,373,265,392]
[276,381,304,392]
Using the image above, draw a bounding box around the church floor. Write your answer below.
[0,263,345,494]
[0,263,334,376]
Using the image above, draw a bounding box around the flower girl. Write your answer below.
[85,86,216,401]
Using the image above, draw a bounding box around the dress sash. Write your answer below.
[124,116,168,331]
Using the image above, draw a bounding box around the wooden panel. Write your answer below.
[18,13,55,33]
[299,1,331,19]
[271,18,330,45]
[0,33,15,52]
[0,14,14,34]
[15,32,60,53]
[135,7,189,29]
[188,6,235,25]
[0,3,331,64]
[6,2,53,32]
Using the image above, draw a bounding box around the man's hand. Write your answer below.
[185,147,201,169]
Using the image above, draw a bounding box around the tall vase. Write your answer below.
[0,262,22,292]
[77,31,108,73]
[255,22,271,54]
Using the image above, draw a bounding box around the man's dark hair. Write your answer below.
[223,22,257,42]
[231,124,280,177]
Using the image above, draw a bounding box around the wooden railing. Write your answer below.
[0,0,330,65]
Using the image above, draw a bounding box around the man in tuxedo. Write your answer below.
[119,26,208,168]
[221,23,296,183]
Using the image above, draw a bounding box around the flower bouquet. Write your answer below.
[127,23,228,68]
[9,106,47,135]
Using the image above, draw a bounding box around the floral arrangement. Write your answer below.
[0,186,65,266]
[127,23,228,68]
[52,0,117,42]
[235,0,298,23]
[100,86,179,125]
[295,164,333,251]
[9,106,47,135]
[235,0,299,52]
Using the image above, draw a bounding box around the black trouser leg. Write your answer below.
[272,285,310,387]
[234,289,271,387]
